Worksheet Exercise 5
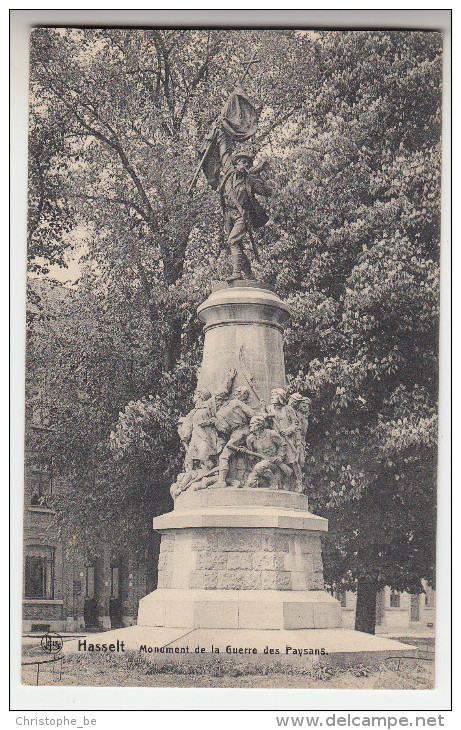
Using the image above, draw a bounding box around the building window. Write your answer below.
[390,590,401,608]
[73,580,82,596]
[24,549,54,599]
[30,466,53,506]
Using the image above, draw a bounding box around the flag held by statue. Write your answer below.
[199,87,261,190]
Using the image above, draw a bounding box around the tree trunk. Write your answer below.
[355,577,378,634]
[160,230,190,371]
[163,314,182,371]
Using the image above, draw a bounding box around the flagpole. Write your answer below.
[187,54,262,196]
[186,124,218,196]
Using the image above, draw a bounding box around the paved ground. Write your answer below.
[377,626,435,639]
[59,625,418,662]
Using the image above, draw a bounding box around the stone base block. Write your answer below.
[153,489,329,594]
[137,588,342,630]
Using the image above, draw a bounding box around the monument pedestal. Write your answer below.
[138,283,343,631]
[138,489,342,630]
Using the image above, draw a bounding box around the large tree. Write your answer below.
[258,30,441,632]
[29,28,317,368]
[27,26,318,555]
[27,28,441,632]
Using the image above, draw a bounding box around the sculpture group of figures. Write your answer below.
[171,369,311,499]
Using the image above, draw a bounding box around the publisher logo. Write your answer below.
[40,632,63,654]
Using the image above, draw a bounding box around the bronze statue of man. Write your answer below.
[188,86,271,280]
[219,145,271,280]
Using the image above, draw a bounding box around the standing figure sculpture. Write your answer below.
[188,86,271,280]
[218,142,271,280]
[214,385,256,488]
[178,368,236,472]
[287,393,311,492]
[267,388,299,488]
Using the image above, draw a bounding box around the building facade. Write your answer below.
[334,584,436,632]
[23,416,159,634]
[23,281,161,633]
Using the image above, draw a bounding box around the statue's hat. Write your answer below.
[232,144,257,162]
[289,393,305,402]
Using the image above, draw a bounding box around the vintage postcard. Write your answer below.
[13,12,451,709]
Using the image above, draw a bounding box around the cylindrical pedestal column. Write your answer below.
[197,282,291,406]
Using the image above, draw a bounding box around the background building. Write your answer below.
[23,408,159,633]
[334,584,435,633]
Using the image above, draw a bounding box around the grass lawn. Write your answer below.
[21,645,434,689]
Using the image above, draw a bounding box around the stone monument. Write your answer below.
[138,84,344,631]
[65,83,416,666]
[138,281,342,631]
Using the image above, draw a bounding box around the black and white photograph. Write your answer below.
[12,10,451,710]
